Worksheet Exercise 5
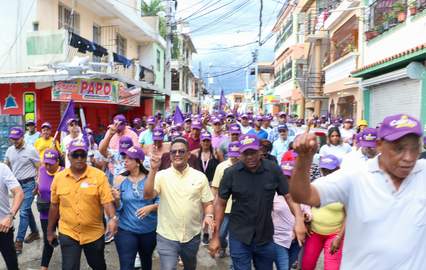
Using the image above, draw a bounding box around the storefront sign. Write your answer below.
[117,82,141,107]
[263,95,281,104]
[52,79,119,104]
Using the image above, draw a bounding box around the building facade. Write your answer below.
[0,0,169,133]
[352,0,426,127]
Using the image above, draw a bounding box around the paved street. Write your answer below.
[0,203,324,270]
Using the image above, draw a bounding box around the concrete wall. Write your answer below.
[364,13,426,65]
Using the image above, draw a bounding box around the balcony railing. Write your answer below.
[295,64,325,98]
[365,0,408,41]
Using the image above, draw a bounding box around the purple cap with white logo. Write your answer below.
[212,117,221,124]
[228,124,241,134]
[147,117,156,125]
[133,118,142,124]
[125,146,145,161]
[119,136,134,154]
[113,114,126,124]
[359,128,378,148]
[68,139,88,153]
[378,114,423,141]
[228,141,241,158]
[281,161,295,176]
[319,155,340,170]
[191,120,202,130]
[43,149,59,165]
[201,132,212,141]
[9,127,24,139]
[239,134,260,153]
[153,128,164,141]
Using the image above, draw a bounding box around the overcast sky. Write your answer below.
[175,0,282,94]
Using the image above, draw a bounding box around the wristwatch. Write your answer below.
[111,215,119,221]
[206,214,214,219]
[7,212,15,219]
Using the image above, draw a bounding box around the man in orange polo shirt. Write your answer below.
[47,139,117,270]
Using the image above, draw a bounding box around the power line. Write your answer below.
[197,41,258,51]
[0,0,37,69]
[177,0,222,22]
[208,61,254,78]
[177,0,209,13]
[189,0,251,34]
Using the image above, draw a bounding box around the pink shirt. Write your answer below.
[212,133,226,148]
[272,193,295,248]
[109,127,139,150]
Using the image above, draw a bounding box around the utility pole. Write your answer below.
[163,0,175,102]
[252,49,259,113]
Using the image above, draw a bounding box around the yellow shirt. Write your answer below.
[34,137,61,162]
[311,202,345,235]
[50,166,114,244]
[211,159,233,214]
[154,165,214,243]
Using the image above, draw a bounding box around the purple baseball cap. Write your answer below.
[119,136,134,154]
[228,141,241,158]
[43,149,59,165]
[378,114,423,141]
[124,146,145,161]
[319,155,340,170]
[191,120,202,130]
[113,114,127,124]
[153,128,165,141]
[66,118,77,126]
[227,112,235,118]
[212,117,221,124]
[281,161,295,176]
[201,132,212,141]
[355,132,363,144]
[184,117,192,123]
[9,127,24,140]
[68,139,88,153]
[344,118,353,123]
[255,115,263,122]
[278,112,287,117]
[41,122,52,129]
[359,128,378,148]
[228,124,241,134]
[240,114,248,119]
[147,116,156,125]
[239,134,260,153]
[133,118,142,124]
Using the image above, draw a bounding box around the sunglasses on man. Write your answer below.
[170,149,186,156]
[71,151,88,159]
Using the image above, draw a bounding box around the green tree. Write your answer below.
[141,0,163,16]
[141,0,167,39]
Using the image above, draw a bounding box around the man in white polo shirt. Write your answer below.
[340,127,378,169]
[290,113,426,270]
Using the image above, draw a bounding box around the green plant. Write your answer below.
[393,1,405,12]
[159,17,166,39]
[141,0,164,16]
[408,0,417,8]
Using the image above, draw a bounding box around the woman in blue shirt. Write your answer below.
[112,146,159,270]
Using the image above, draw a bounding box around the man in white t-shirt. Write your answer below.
[290,114,426,270]
[61,118,82,168]
[340,127,378,169]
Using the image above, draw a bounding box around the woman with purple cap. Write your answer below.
[301,155,345,270]
[37,149,63,270]
[112,146,159,270]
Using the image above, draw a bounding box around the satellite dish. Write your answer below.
[407,62,426,80]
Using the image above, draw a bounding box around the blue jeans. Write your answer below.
[219,214,230,249]
[273,240,301,270]
[156,233,200,270]
[115,228,156,270]
[229,234,275,270]
[16,180,38,241]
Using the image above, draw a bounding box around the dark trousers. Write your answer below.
[229,234,275,270]
[0,227,19,270]
[114,228,156,270]
[40,219,54,267]
[59,234,106,270]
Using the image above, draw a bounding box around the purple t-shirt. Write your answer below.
[38,166,63,219]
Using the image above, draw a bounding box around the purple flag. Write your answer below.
[173,105,184,124]
[57,100,76,132]
[219,90,227,111]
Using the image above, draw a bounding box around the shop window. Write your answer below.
[116,34,127,56]
[24,93,36,123]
